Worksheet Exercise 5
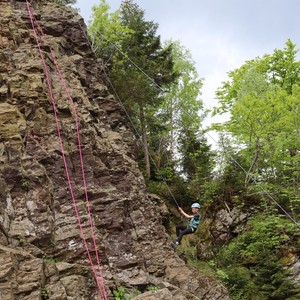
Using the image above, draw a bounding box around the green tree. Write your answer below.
[213,40,300,215]
[89,0,177,178]
[117,1,177,178]
[217,215,300,300]
[162,40,204,154]
[178,130,213,181]
[158,41,214,183]
[88,0,133,62]
[268,39,300,94]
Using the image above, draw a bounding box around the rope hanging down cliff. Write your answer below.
[25,2,108,299]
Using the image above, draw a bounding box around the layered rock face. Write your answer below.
[0,1,228,299]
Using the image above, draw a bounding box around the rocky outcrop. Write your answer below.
[0,0,229,299]
[132,288,174,300]
[197,207,250,260]
[290,256,300,285]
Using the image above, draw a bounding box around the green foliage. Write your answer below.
[178,130,214,180]
[215,268,229,282]
[88,1,213,182]
[216,214,300,299]
[160,40,210,183]
[21,179,29,190]
[113,286,130,300]
[197,180,220,207]
[112,286,142,300]
[17,236,26,246]
[112,285,159,299]
[213,39,300,218]
[162,40,203,135]
[89,0,179,178]
[88,0,133,61]
[269,39,300,94]
[43,255,58,264]
[41,287,49,300]
[146,285,159,292]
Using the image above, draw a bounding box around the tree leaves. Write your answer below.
[217,214,300,299]
[214,40,300,192]
[88,1,212,182]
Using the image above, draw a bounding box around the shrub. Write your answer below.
[113,287,130,300]
[216,214,300,299]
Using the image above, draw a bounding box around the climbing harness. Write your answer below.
[25,1,107,299]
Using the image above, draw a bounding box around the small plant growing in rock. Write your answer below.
[146,285,159,292]
[43,255,58,264]
[21,179,29,190]
[215,269,229,282]
[112,286,130,300]
[18,236,26,246]
[41,287,49,300]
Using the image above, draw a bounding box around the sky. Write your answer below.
[73,0,300,147]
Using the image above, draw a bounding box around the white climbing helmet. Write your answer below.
[191,203,201,209]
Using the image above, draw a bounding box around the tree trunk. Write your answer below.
[139,104,151,178]
[245,139,260,186]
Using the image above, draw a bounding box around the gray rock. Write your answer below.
[132,288,173,300]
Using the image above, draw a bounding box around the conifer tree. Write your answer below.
[89,0,177,178]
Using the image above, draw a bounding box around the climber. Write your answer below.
[172,203,201,250]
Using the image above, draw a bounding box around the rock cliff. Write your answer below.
[0,1,229,299]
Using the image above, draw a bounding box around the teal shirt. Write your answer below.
[188,213,201,230]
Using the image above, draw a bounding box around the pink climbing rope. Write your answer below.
[25,1,107,299]
[29,8,107,299]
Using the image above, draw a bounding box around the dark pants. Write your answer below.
[176,225,194,244]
